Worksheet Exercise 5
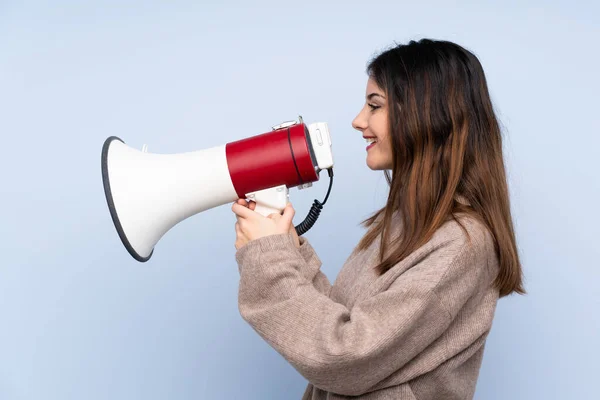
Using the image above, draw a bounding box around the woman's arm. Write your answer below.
[296,236,332,296]
[237,234,332,297]
[235,229,495,396]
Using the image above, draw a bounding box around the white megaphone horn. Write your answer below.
[101,116,334,262]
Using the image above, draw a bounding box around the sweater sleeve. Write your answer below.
[235,231,493,396]
[237,235,332,297]
[296,236,332,296]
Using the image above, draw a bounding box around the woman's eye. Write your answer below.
[368,103,380,111]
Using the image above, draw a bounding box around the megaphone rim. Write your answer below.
[101,136,153,263]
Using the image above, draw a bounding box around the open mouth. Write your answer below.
[365,137,377,150]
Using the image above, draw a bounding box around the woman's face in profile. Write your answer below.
[352,77,393,171]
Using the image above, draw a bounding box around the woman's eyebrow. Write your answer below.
[367,93,385,100]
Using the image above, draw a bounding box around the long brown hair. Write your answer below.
[357,39,525,297]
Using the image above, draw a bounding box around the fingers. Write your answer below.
[236,198,257,210]
[232,202,255,219]
[235,217,248,233]
[265,204,296,235]
[235,221,247,250]
[233,200,291,226]
[281,203,295,226]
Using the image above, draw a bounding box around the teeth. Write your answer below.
[365,138,377,144]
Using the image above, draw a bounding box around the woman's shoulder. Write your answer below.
[427,213,497,276]
[388,213,497,294]
[373,212,498,304]
[437,213,493,248]
[380,209,494,256]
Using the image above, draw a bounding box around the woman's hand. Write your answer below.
[232,199,300,250]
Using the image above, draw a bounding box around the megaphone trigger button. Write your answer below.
[316,129,323,145]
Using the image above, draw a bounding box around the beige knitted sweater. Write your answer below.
[235,212,500,399]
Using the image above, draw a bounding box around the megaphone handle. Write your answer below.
[254,203,285,217]
[246,185,289,217]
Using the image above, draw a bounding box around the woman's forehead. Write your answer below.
[366,77,385,97]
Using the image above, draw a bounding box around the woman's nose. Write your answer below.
[352,109,367,131]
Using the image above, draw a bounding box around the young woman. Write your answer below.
[231,38,525,400]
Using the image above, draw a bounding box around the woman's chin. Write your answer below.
[366,155,392,171]
[366,158,383,170]
[367,155,382,171]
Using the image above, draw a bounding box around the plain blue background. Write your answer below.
[1,1,598,399]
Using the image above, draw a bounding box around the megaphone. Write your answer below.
[101,116,334,262]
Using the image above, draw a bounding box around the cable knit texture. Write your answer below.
[235,212,500,399]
